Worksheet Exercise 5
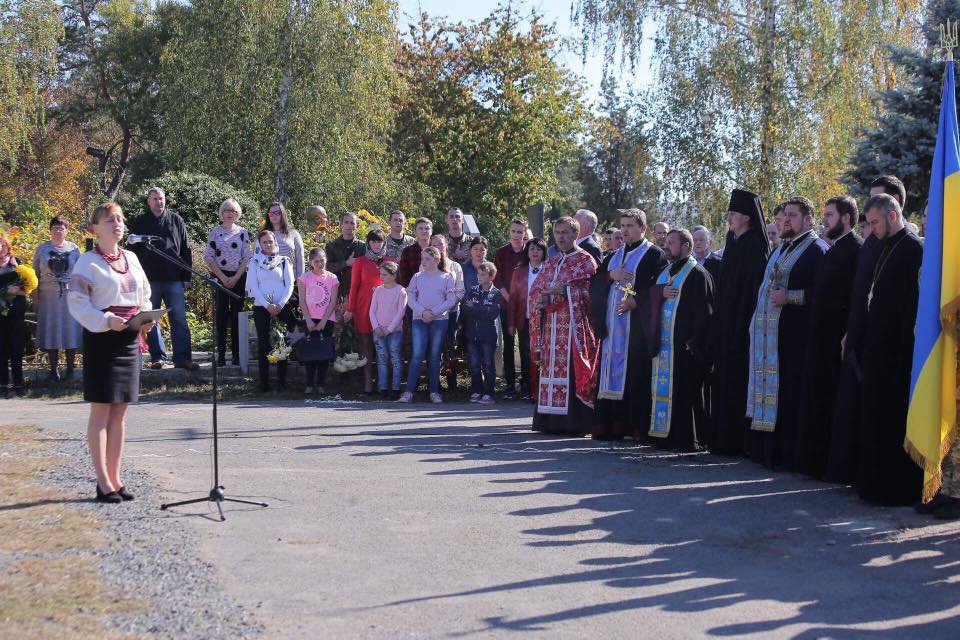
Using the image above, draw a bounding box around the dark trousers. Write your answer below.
[467,339,497,395]
[517,325,531,396]
[0,296,26,388]
[303,323,334,388]
[254,306,287,390]
[215,271,246,363]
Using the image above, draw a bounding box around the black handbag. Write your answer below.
[296,328,335,362]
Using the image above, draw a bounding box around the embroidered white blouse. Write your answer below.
[68,250,152,333]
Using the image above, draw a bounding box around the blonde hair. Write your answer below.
[89,202,124,227]
[218,198,242,222]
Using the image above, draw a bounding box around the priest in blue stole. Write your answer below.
[747,197,826,470]
[590,209,666,440]
[649,229,716,452]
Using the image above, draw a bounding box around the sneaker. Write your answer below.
[429,392,443,404]
[479,394,495,405]
[469,393,481,403]
[149,360,165,370]
[503,386,517,400]
[397,391,413,403]
[391,390,402,401]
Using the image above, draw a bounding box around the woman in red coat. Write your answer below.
[506,237,547,402]
[345,229,390,393]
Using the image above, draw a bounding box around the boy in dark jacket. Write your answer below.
[461,261,504,404]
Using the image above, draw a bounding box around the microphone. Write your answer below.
[126,234,163,245]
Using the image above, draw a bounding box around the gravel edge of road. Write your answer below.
[42,429,265,639]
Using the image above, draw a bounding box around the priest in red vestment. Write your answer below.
[529,216,599,435]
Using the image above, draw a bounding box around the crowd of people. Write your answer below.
[2,178,957,514]
[524,175,958,519]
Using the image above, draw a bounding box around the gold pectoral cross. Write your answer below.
[617,282,636,315]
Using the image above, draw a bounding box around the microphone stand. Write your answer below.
[133,238,268,521]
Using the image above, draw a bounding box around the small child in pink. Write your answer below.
[297,248,339,393]
[368,261,407,397]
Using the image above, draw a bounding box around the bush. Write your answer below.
[118,172,261,245]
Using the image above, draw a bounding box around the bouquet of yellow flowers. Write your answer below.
[265,317,293,363]
[0,263,39,316]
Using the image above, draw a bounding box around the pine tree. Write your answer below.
[844,0,960,217]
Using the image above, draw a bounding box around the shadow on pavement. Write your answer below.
[290,421,960,637]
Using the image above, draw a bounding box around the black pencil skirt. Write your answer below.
[83,328,141,404]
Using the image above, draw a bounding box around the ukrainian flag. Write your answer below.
[905,59,960,502]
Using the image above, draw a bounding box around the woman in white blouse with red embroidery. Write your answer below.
[69,203,153,504]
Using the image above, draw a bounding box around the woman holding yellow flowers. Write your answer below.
[0,235,38,398]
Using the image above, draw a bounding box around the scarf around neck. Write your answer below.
[365,244,387,263]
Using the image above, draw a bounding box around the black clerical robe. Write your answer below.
[857,228,924,505]
[590,240,667,439]
[650,259,715,452]
[824,233,883,484]
[701,252,722,287]
[799,231,862,477]
[711,228,770,454]
[748,231,826,470]
[697,251,722,444]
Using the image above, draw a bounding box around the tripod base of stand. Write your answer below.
[161,486,268,522]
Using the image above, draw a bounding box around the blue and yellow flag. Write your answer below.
[905,60,960,502]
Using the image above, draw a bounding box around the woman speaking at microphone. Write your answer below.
[68,202,154,504]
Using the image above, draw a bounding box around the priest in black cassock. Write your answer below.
[710,189,770,455]
[691,224,721,444]
[649,229,715,452]
[747,197,826,470]
[857,193,923,505]
[824,175,906,484]
[798,195,862,478]
[590,208,666,440]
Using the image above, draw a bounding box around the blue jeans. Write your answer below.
[374,330,404,391]
[467,339,496,395]
[406,318,449,394]
[146,280,192,365]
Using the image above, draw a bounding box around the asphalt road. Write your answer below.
[8,398,960,639]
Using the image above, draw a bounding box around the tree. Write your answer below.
[844,0,959,217]
[160,0,400,224]
[572,0,924,217]
[393,7,587,242]
[0,0,61,171]
[57,0,180,199]
[577,77,660,226]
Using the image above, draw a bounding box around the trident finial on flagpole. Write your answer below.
[940,20,958,62]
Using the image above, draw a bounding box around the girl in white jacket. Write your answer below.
[246,230,294,391]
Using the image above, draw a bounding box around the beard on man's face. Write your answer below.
[826,218,846,240]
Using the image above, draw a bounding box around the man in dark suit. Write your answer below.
[691,225,722,286]
[573,209,603,265]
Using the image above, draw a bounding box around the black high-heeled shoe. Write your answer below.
[95,484,122,504]
[115,486,135,501]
